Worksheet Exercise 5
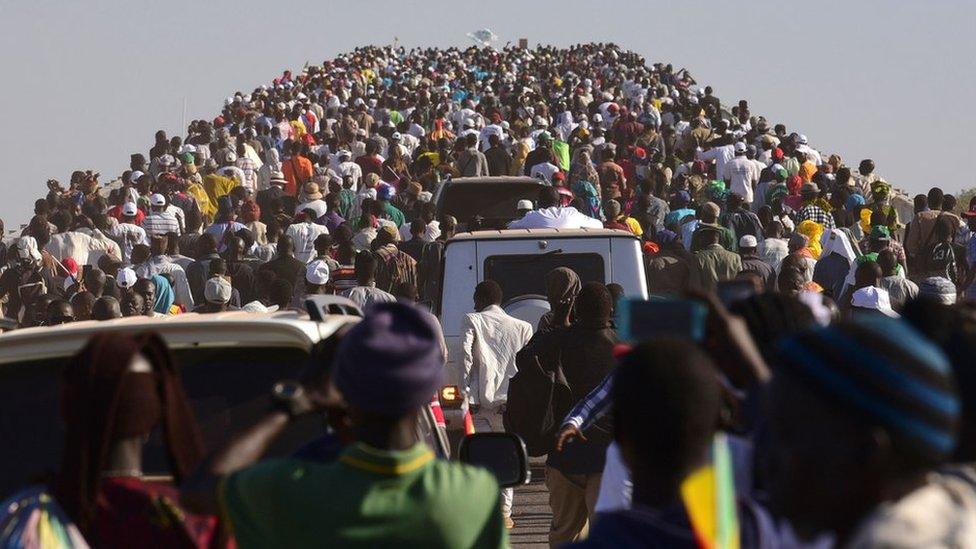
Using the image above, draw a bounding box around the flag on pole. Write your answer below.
[680,433,740,549]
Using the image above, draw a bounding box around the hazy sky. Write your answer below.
[1,0,974,228]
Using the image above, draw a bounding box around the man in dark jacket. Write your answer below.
[646,230,699,295]
[185,233,221,304]
[738,235,775,290]
[484,134,513,176]
[516,282,617,545]
[258,235,305,294]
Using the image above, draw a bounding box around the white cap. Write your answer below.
[117,268,138,289]
[242,301,279,313]
[121,202,138,217]
[305,260,331,285]
[149,193,166,207]
[128,171,144,184]
[205,277,233,304]
[516,199,534,211]
[225,151,238,163]
[734,142,747,154]
[798,134,808,145]
[739,234,758,248]
[337,149,352,159]
[391,132,402,141]
[851,286,898,317]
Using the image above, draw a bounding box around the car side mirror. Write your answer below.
[458,433,530,488]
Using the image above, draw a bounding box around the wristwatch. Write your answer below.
[271,380,315,419]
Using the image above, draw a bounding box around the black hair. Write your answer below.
[613,339,721,480]
[354,250,377,283]
[474,280,503,306]
[575,281,612,324]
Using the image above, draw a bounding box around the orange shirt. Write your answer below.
[282,155,313,196]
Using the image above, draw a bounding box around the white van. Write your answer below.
[436,228,648,390]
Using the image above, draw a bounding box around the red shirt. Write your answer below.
[107,204,145,225]
[356,155,383,178]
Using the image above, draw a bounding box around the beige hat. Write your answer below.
[303,182,323,200]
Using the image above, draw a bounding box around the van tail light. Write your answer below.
[439,385,464,409]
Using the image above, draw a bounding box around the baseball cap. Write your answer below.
[306,260,331,285]
[116,268,138,289]
[204,277,233,304]
[516,199,534,211]
[121,202,138,217]
[739,235,758,248]
[128,171,144,184]
[149,193,167,207]
[734,142,747,154]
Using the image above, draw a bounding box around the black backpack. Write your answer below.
[504,344,574,457]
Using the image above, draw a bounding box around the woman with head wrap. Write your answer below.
[569,149,600,195]
[151,274,179,315]
[53,333,213,546]
[866,179,900,233]
[813,229,858,300]
[536,267,582,334]
[240,199,268,246]
[782,175,804,211]
[796,220,824,259]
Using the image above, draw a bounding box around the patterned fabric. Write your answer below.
[563,372,614,432]
[795,204,835,230]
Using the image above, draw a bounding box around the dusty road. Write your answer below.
[510,458,551,547]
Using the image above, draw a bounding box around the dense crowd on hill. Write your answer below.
[5,42,968,329]
[2,43,976,549]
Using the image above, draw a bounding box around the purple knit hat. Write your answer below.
[333,302,445,417]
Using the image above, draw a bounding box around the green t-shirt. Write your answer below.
[384,202,406,228]
[221,443,506,548]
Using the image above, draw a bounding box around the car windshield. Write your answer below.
[440,182,544,229]
[484,253,605,303]
[0,346,316,497]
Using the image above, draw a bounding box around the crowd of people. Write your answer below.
[1,42,976,548]
[1,43,971,328]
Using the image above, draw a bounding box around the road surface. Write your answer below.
[510,458,551,547]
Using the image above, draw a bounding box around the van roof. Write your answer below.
[447,227,640,242]
[0,311,357,365]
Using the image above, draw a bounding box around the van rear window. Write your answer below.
[484,253,605,303]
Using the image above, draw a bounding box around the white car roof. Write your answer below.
[447,227,640,242]
[0,311,358,366]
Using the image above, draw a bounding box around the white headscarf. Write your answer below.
[265,147,283,173]
[821,229,856,264]
[821,229,858,288]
